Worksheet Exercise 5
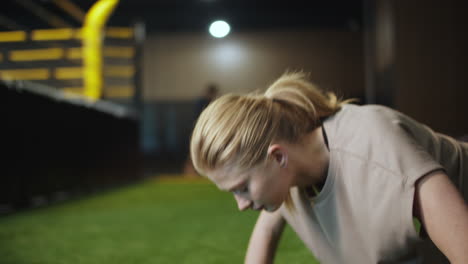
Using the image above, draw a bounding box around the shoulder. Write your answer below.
[330,105,443,183]
[326,104,404,129]
[342,104,402,124]
[324,104,407,149]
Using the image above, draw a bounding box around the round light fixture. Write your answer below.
[209,20,230,38]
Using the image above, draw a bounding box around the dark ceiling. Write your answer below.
[0,0,363,33]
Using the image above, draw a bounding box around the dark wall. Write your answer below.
[364,0,467,137]
[2,82,142,213]
[394,0,468,137]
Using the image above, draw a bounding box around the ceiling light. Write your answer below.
[209,20,230,38]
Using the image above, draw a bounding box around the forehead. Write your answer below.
[208,166,249,191]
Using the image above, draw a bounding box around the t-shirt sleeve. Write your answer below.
[362,107,444,186]
[355,107,445,240]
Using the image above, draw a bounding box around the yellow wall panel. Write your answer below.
[55,67,83,79]
[0,31,26,42]
[105,27,133,39]
[10,48,64,61]
[31,28,75,41]
[67,48,82,59]
[104,85,134,98]
[104,66,135,77]
[103,46,135,58]
[0,69,50,80]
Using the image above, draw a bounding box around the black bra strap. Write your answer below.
[320,119,329,150]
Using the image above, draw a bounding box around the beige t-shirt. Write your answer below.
[280,104,468,264]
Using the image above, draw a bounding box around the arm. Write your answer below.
[414,170,468,263]
[245,209,286,264]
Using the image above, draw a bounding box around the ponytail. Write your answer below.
[265,72,348,121]
[191,71,353,175]
[260,72,352,145]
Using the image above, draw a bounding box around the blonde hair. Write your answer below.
[190,72,352,207]
[190,73,348,174]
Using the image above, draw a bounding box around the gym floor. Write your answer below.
[0,176,318,264]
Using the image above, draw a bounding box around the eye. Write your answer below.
[233,185,249,195]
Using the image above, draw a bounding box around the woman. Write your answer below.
[190,73,468,263]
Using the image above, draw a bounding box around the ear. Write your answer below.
[267,144,288,168]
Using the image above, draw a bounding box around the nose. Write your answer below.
[234,194,252,211]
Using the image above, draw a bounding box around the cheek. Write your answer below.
[248,182,265,202]
[250,174,288,204]
[271,178,289,200]
[267,172,292,203]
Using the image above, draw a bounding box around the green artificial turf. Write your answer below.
[0,177,317,264]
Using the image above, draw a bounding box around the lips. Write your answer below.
[252,204,279,212]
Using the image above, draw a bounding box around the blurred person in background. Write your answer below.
[190,72,468,263]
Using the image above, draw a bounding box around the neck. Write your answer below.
[291,126,329,188]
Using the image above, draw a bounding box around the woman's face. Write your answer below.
[208,158,293,212]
